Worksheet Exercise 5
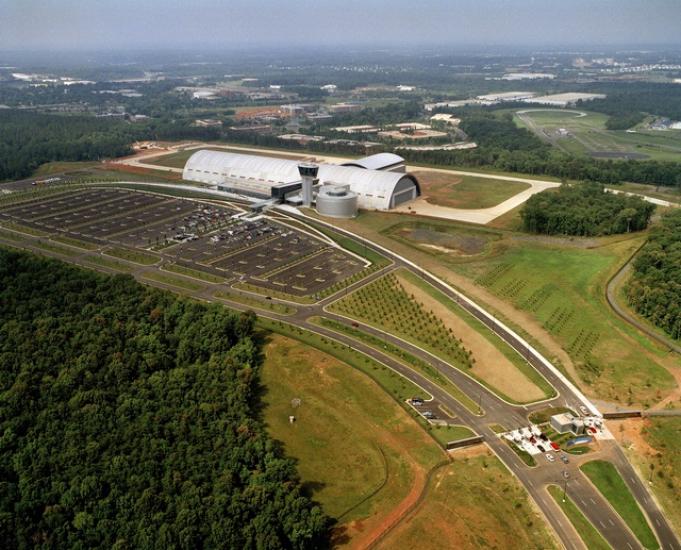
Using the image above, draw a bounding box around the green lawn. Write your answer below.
[632,418,681,536]
[309,316,481,414]
[260,333,444,525]
[547,485,611,550]
[581,460,659,549]
[414,170,530,209]
[448,237,677,406]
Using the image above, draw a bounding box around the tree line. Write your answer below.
[0,249,329,548]
[402,110,681,188]
[626,210,681,340]
[520,182,656,236]
[0,110,224,182]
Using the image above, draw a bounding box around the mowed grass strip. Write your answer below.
[309,316,481,415]
[50,234,99,250]
[104,247,160,266]
[547,485,611,550]
[581,460,659,549]
[413,171,531,209]
[0,221,49,237]
[260,334,444,542]
[376,451,558,550]
[140,271,204,292]
[163,263,227,284]
[214,290,296,316]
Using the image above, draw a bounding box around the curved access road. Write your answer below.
[606,243,681,355]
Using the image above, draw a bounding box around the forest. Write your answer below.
[0,110,222,181]
[520,182,655,236]
[626,210,681,340]
[0,249,329,549]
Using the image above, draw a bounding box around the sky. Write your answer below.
[0,0,680,51]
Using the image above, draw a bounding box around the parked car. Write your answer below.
[423,411,436,419]
[560,455,569,464]
[579,406,589,415]
[411,398,424,406]
[537,444,546,452]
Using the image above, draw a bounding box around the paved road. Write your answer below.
[1,190,679,550]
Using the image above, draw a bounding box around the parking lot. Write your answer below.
[0,188,367,299]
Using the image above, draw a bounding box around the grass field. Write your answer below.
[310,316,481,414]
[260,334,445,546]
[32,161,100,176]
[581,460,659,549]
[413,171,531,209]
[377,450,558,549]
[146,146,310,169]
[330,269,552,403]
[315,210,678,406]
[616,417,681,536]
[515,109,681,161]
[446,236,678,406]
[547,485,611,550]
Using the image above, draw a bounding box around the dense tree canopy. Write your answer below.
[626,210,681,340]
[0,249,329,549]
[0,110,223,182]
[520,183,655,236]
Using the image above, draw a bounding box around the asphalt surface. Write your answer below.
[1,188,679,550]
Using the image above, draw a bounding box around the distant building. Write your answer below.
[194,118,222,128]
[477,91,536,103]
[278,133,325,144]
[523,93,606,108]
[502,72,555,80]
[320,84,337,92]
[550,413,585,435]
[329,102,363,114]
[396,85,416,92]
[333,124,380,134]
[430,113,461,126]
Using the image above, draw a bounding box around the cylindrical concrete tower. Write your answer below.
[298,163,319,207]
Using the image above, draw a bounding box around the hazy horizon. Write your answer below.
[1,0,680,51]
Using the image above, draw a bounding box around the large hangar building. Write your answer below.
[182,150,420,211]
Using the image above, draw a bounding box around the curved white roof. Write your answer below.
[183,150,419,210]
[341,152,405,171]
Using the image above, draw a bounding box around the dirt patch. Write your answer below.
[610,418,658,457]
[394,225,490,256]
[396,272,546,402]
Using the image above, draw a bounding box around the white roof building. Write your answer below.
[182,150,420,210]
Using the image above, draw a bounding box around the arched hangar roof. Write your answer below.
[341,152,405,171]
[183,150,420,210]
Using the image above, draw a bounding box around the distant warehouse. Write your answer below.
[182,150,420,211]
